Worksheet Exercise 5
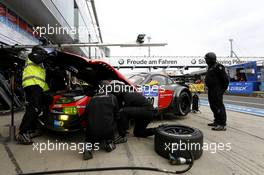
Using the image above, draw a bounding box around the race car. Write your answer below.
[40,51,191,132]
[128,72,192,116]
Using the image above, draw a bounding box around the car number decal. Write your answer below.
[142,86,159,108]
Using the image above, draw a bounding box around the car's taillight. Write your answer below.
[63,106,78,115]
[55,95,85,104]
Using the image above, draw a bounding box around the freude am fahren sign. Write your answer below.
[105,56,264,67]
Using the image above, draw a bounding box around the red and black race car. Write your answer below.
[128,72,192,116]
[43,51,191,132]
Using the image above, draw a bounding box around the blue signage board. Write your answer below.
[227,82,254,94]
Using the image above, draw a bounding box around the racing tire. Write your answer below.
[154,124,203,160]
[177,91,191,116]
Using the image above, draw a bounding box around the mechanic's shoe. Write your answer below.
[113,136,127,144]
[28,129,42,139]
[208,122,218,127]
[17,133,33,145]
[103,140,116,152]
[83,150,93,160]
[212,125,226,131]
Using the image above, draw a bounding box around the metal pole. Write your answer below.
[229,39,233,58]
[88,34,91,59]
[9,63,17,141]
[11,73,14,126]
[147,36,152,57]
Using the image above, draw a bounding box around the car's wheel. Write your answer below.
[154,124,203,160]
[177,91,191,116]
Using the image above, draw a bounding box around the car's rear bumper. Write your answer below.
[46,113,82,132]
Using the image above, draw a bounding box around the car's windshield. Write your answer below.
[128,74,148,85]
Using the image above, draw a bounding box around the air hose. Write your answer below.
[19,151,194,175]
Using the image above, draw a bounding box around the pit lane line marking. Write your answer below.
[200,99,264,117]
[200,94,264,100]
[0,134,23,174]
[199,97,264,106]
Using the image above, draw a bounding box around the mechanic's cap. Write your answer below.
[204,52,217,61]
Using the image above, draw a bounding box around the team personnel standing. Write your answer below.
[204,52,229,131]
[17,46,49,144]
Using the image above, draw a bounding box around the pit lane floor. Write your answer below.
[1,106,264,175]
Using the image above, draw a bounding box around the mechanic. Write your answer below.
[83,81,120,160]
[17,46,49,144]
[204,52,229,131]
[116,90,156,139]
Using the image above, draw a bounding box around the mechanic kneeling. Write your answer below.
[83,82,119,160]
[116,91,156,139]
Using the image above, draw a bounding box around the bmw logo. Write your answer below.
[191,59,196,64]
[118,59,125,65]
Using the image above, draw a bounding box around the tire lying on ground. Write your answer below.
[154,124,203,160]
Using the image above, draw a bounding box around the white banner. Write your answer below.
[104,56,264,67]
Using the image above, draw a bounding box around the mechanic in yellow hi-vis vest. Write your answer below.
[17,46,49,145]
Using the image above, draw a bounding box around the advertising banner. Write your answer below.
[6,9,18,31]
[19,18,27,30]
[108,56,264,68]
[6,9,17,24]
[26,24,34,36]
[0,3,5,16]
[227,82,254,94]
[0,3,6,23]
[0,3,38,45]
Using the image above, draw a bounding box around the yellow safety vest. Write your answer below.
[22,58,49,91]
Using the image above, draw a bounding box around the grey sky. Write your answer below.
[96,0,264,57]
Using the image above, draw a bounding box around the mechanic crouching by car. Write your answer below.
[116,90,156,139]
[17,46,49,145]
[204,52,229,131]
[83,81,119,160]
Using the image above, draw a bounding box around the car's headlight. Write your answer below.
[63,107,78,115]
[59,115,69,121]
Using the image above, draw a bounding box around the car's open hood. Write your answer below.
[47,51,131,86]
